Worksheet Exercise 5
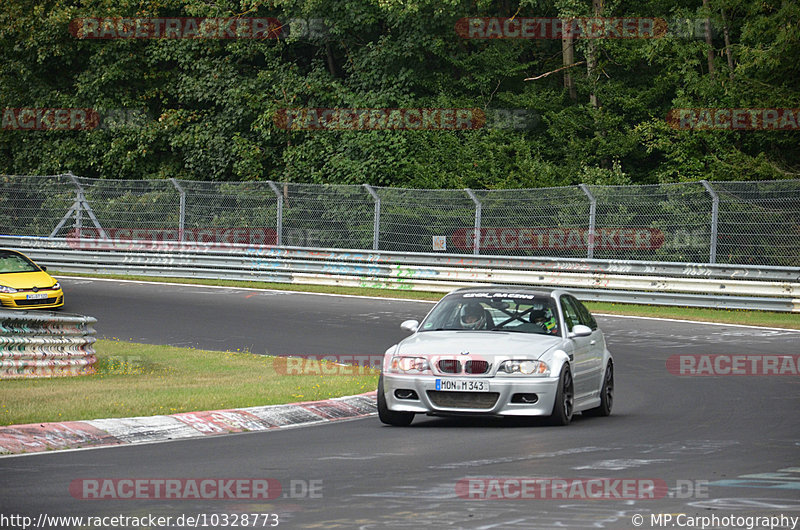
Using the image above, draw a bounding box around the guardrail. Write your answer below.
[2,235,798,312]
[0,309,97,378]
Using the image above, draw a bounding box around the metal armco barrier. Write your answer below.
[0,309,97,378]
[1,235,799,312]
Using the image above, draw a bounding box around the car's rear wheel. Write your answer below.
[584,361,613,417]
[377,375,414,426]
[548,365,574,426]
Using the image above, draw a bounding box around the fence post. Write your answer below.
[700,180,719,264]
[50,176,82,238]
[267,181,283,246]
[579,184,597,259]
[363,184,381,251]
[74,179,83,235]
[65,172,108,240]
[465,189,482,255]
[169,178,186,242]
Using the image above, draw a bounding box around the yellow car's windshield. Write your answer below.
[0,251,41,274]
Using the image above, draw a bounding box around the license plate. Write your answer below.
[435,379,490,392]
[26,293,48,300]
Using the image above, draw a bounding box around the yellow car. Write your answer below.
[0,249,64,309]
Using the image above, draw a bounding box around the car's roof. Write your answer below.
[446,285,567,297]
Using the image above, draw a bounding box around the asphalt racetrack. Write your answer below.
[1,278,799,529]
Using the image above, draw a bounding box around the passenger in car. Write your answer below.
[530,308,558,335]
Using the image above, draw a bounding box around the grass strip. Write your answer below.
[0,339,378,427]
[585,301,799,329]
[55,271,800,329]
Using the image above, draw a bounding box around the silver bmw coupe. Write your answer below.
[378,286,614,426]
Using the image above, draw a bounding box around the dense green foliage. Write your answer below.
[1,0,798,187]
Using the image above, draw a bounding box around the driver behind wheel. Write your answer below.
[460,302,487,330]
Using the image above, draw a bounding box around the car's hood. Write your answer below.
[396,331,563,360]
[0,271,56,289]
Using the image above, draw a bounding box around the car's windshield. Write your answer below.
[419,291,559,336]
[0,252,40,274]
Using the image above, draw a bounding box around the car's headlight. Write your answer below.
[390,356,430,373]
[52,282,60,290]
[0,285,18,294]
[499,360,549,376]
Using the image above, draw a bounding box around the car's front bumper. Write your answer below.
[382,373,560,417]
[0,290,64,309]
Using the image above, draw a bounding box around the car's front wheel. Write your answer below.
[584,361,613,417]
[548,365,574,426]
[377,375,414,426]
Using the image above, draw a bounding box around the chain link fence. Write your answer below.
[1,173,798,266]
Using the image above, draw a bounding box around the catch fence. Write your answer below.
[1,173,798,266]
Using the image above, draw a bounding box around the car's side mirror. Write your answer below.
[569,324,593,338]
[400,320,419,333]
[40,265,47,271]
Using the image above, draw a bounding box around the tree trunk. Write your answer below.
[325,41,337,77]
[721,8,735,79]
[562,18,576,101]
[703,0,715,78]
[587,0,604,108]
